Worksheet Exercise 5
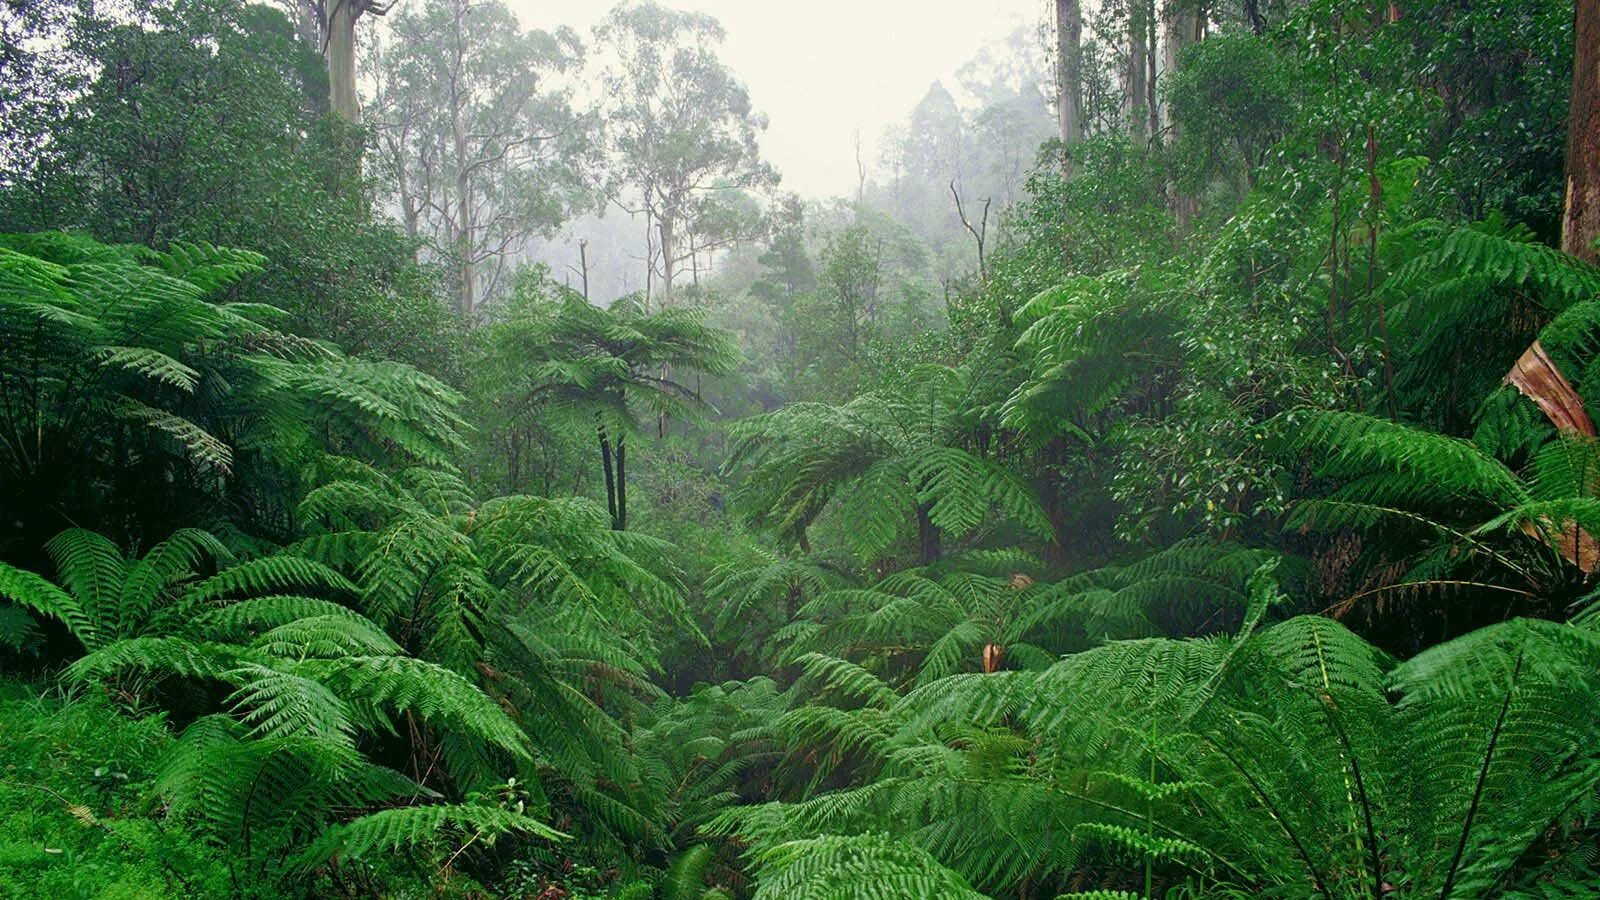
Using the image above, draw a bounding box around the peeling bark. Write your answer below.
[1506,343,1599,572]
[1505,342,1596,437]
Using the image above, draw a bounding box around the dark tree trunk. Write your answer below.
[1565,0,1600,263]
[614,436,628,531]
[599,428,619,529]
[1244,0,1267,34]
[916,504,942,566]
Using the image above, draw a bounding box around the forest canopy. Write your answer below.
[3,0,1600,898]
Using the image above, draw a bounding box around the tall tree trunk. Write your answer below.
[456,177,474,316]
[327,0,361,123]
[450,16,475,318]
[1243,0,1267,34]
[1055,0,1085,171]
[1125,0,1151,141]
[1161,0,1201,137]
[1146,3,1160,140]
[1565,0,1600,264]
[1161,0,1201,226]
[1496,1,1600,572]
[659,215,676,309]
[295,0,325,52]
[1506,0,1600,422]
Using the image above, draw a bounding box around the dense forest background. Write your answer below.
[4,0,1600,897]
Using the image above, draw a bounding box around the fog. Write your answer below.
[508,0,1044,199]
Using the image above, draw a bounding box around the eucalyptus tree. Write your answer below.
[593,0,777,309]
[1054,0,1085,165]
[292,0,391,123]
[371,0,595,317]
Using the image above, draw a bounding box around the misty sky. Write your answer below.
[507,0,1046,199]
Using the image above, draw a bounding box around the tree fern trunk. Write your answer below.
[916,504,941,565]
[615,436,628,531]
[599,428,618,529]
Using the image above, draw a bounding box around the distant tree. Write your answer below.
[1055,0,1085,168]
[594,0,777,309]
[750,196,816,312]
[370,0,595,317]
[1123,0,1156,139]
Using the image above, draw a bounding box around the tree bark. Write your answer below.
[1506,343,1597,436]
[1495,1,1600,572]
[327,0,361,123]
[449,8,475,318]
[1161,0,1201,226]
[1161,0,1201,137]
[456,178,474,315]
[1243,0,1267,34]
[1565,0,1600,263]
[1125,0,1151,141]
[1055,0,1085,170]
[658,215,676,309]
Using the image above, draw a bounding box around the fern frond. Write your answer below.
[293,803,564,872]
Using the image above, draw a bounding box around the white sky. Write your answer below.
[506,0,1046,199]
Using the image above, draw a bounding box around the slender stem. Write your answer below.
[1439,652,1525,899]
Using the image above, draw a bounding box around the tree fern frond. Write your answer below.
[750,833,990,900]
[293,803,564,873]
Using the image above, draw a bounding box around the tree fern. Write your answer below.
[748,833,990,900]
[293,463,695,855]
[728,370,1052,562]
[1286,409,1600,613]
[722,604,1600,899]
[0,233,471,556]
[291,802,564,873]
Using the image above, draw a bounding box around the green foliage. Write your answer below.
[0,523,555,892]
[0,686,240,899]
[296,463,697,855]
[0,233,465,557]
[721,614,1600,899]
[293,802,565,872]
[470,275,741,529]
[748,834,987,900]
[728,368,1051,562]
[0,0,455,370]
[1283,409,1600,622]
[2,0,1597,897]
